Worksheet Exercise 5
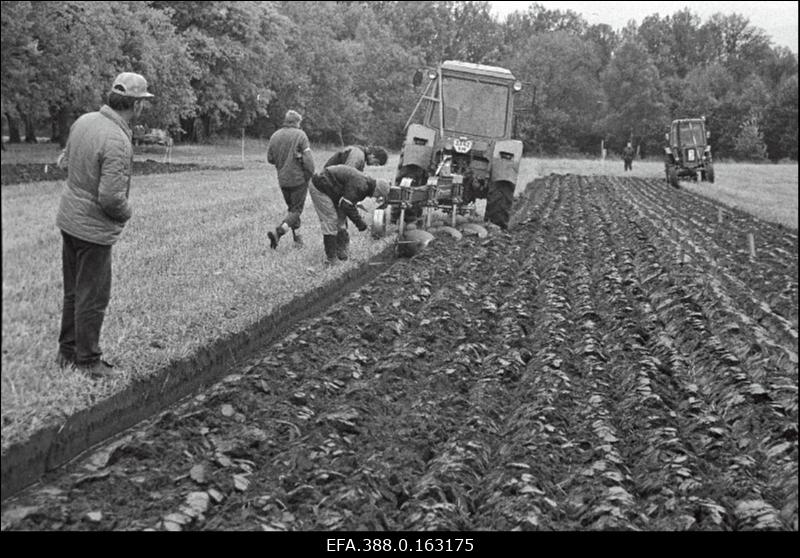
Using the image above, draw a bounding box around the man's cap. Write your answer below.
[374,179,391,200]
[110,72,154,98]
[284,110,302,125]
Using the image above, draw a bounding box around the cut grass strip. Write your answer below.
[2,149,398,450]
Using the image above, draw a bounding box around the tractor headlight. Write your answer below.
[427,69,437,80]
[513,80,523,92]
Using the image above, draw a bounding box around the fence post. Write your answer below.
[747,232,756,259]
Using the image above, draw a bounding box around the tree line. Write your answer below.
[1,1,797,160]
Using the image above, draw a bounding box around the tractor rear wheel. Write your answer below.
[485,181,514,229]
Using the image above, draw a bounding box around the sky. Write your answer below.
[489,1,799,52]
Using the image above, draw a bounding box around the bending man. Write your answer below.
[309,165,390,265]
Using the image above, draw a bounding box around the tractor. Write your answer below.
[664,117,714,188]
[372,60,524,242]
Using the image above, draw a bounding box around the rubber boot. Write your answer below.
[323,235,338,266]
[268,223,289,249]
[336,229,350,261]
[292,229,304,248]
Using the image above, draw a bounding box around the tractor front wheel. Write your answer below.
[706,163,715,183]
[667,166,679,188]
[485,181,514,229]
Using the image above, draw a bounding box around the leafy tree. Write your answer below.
[733,116,769,161]
[152,1,290,140]
[270,1,369,144]
[638,10,704,79]
[1,1,38,140]
[601,40,668,154]
[347,5,423,147]
[1,1,196,146]
[701,13,773,82]
[506,31,605,154]
[763,75,798,160]
[372,1,501,66]
[583,23,618,74]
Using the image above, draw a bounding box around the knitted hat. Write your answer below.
[284,110,302,126]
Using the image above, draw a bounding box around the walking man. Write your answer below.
[55,72,154,379]
[309,165,391,265]
[266,110,315,249]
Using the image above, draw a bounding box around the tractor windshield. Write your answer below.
[674,121,706,147]
[430,75,509,137]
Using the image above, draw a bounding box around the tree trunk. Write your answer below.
[179,116,194,143]
[51,106,71,148]
[24,112,38,143]
[202,114,212,143]
[5,112,21,143]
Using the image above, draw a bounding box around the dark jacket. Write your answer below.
[267,124,315,188]
[623,145,635,160]
[55,105,133,246]
[316,165,378,229]
[324,145,367,171]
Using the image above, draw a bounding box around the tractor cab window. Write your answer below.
[429,75,509,137]
[674,121,705,147]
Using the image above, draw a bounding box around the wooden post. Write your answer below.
[747,232,756,258]
[241,128,245,166]
[717,207,723,224]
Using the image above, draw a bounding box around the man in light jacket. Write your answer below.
[55,72,154,379]
[266,110,315,249]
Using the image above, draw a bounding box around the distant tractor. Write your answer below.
[373,60,525,240]
[664,117,714,188]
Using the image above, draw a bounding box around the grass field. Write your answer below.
[1,140,797,451]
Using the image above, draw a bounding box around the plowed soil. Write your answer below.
[2,174,797,531]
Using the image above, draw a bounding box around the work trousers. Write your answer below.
[279,184,308,230]
[309,178,347,236]
[58,231,113,365]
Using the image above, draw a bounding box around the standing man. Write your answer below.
[266,110,315,249]
[55,72,154,379]
[309,165,390,265]
[623,141,635,171]
[324,144,388,171]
